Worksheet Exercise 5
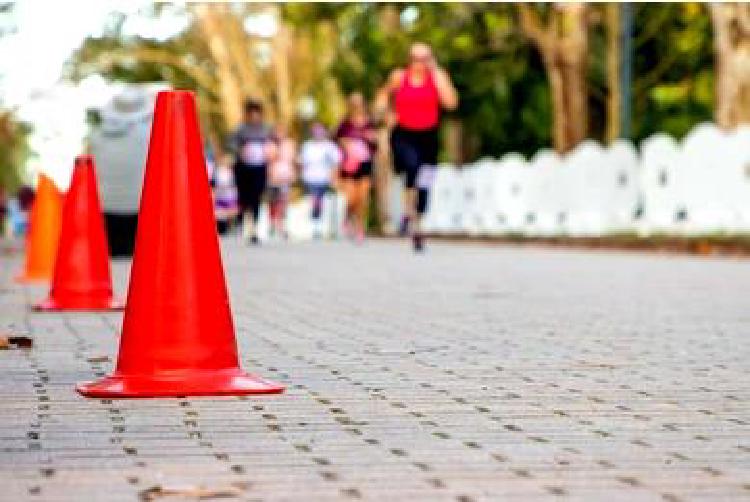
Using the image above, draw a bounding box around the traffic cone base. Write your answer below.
[15,272,50,283]
[76,368,284,398]
[33,296,124,312]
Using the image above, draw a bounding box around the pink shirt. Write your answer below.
[268,138,296,187]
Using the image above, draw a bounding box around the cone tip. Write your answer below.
[75,154,95,166]
[37,172,58,188]
[156,89,196,104]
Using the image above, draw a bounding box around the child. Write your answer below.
[211,154,240,235]
[299,123,341,239]
[266,124,297,239]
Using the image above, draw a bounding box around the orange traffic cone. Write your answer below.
[77,90,284,398]
[34,155,123,311]
[16,174,63,283]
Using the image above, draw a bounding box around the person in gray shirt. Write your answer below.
[230,99,273,245]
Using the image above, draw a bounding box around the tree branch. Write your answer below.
[95,47,221,96]
[736,4,750,37]
[633,49,680,94]
[517,4,548,49]
[633,5,672,49]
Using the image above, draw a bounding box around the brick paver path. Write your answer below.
[1,239,749,501]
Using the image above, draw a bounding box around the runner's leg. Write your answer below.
[355,176,371,242]
[247,167,266,243]
[391,129,420,235]
[411,129,439,252]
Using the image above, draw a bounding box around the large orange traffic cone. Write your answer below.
[34,155,123,311]
[77,90,284,398]
[15,174,63,283]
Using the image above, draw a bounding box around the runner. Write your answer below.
[230,99,273,245]
[335,92,378,244]
[299,122,341,239]
[210,154,240,235]
[375,42,458,251]
[266,124,297,240]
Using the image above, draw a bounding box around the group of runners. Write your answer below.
[218,42,457,252]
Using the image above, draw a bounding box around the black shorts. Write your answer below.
[390,126,439,189]
[339,161,373,180]
[233,163,267,212]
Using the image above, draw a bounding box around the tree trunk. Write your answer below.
[710,3,750,129]
[562,59,588,149]
[444,118,463,165]
[272,23,293,126]
[222,6,265,103]
[544,60,567,152]
[558,4,588,152]
[374,124,393,233]
[518,3,589,153]
[606,3,620,143]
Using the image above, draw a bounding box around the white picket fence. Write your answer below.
[418,122,750,237]
[248,122,750,241]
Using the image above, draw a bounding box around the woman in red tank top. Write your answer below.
[394,69,440,131]
[376,43,458,252]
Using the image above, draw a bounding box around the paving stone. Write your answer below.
[1,239,749,500]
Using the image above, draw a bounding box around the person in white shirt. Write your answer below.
[299,123,341,239]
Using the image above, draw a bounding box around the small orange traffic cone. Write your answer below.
[16,174,63,283]
[77,90,284,398]
[34,155,123,311]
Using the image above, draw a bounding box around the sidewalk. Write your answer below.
[1,239,748,501]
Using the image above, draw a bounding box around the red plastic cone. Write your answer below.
[77,90,284,398]
[34,155,123,311]
[16,174,63,283]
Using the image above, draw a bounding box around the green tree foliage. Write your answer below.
[630,3,713,141]
[285,3,552,158]
[0,3,31,193]
[67,2,717,161]
[0,111,31,192]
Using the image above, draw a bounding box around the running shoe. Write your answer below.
[412,233,424,252]
[355,228,365,245]
[342,219,354,240]
[398,215,410,237]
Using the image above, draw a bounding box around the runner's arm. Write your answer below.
[373,69,404,120]
[227,128,241,156]
[432,67,458,111]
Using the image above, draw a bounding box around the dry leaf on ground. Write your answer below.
[139,482,250,500]
[0,335,33,350]
[86,355,111,363]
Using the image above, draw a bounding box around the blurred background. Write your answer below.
[1,2,749,244]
